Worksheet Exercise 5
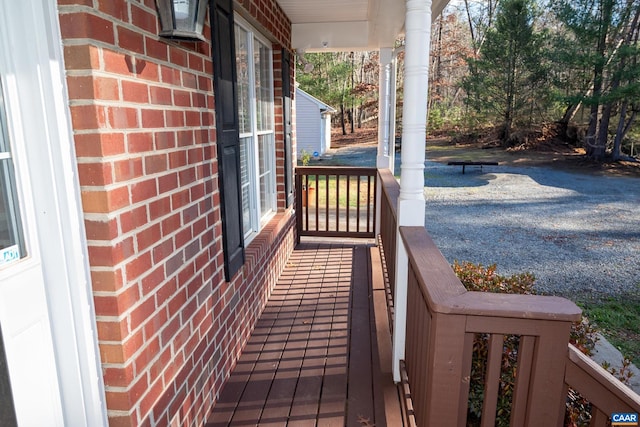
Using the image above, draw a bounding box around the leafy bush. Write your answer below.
[299,149,312,166]
[451,261,604,427]
[428,107,445,132]
[452,261,535,295]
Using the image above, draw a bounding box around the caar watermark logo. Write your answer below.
[611,413,638,426]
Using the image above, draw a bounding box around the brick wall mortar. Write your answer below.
[58,0,295,425]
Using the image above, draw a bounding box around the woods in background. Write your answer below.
[295,51,380,135]
[296,0,640,161]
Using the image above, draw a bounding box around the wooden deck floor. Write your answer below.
[206,240,404,427]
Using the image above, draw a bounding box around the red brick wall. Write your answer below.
[58,0,294,425]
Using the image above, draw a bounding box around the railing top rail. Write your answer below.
[296,166,377,176]
[378,169,399,213]
[400,226,582,322]
[566,344,640,412]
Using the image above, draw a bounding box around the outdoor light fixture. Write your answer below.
[156,0,208,41]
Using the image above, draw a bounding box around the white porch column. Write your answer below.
[377,47,394,170]
[392,0,432,382]
[376,47,394,236]
[388,51,399,174]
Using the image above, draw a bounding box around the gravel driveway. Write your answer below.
[319,143,640,298]
[424,161,640,298]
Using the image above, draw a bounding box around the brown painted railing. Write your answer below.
[565,344,640,426]
[295,166,377,240]
[378,169,399,300]
[396,226,640,426]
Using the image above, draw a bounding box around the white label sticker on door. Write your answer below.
[0,245,19,266]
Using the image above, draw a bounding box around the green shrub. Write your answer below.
[299,149,312,166]
[428,107,445,133]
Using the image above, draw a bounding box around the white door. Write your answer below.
[0,38,65,427]
[0,76,65,427]
[0,1,107,426]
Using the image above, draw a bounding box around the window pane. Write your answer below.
[254,38,272,132]
[258,134,273,216]
[241,184,251,236]
[0,162,21,251]
[258,134,267,177]
[0,79,24,267]
[235,27,251,134]
[239,137,252,236]
[259,176,268,216]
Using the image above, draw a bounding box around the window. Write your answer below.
[234,18,276,242]
[0,78,24,268]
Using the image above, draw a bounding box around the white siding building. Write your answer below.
[295,89,336,157]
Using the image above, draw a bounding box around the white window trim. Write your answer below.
[235,15,277,244]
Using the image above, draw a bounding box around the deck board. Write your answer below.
[206,240,402,426]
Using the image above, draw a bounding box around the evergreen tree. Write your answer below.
[462,0,549,143]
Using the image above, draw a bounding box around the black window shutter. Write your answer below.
[210,0,244,281]
[282,49,294,208]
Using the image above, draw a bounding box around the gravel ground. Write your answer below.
[319,143,640,299]
[423,161,640,298]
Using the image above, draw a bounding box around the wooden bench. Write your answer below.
[447,161,498,174]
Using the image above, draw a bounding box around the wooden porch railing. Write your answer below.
[295,166,377,240]
[376,171,640,426]
[565,345,640,426]
[401,226,581,426]
[378,169,399,300]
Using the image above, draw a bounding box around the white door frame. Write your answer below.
[0,0,107,425]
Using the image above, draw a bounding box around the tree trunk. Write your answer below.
[435,14,444,104]
[614,107,638,158]
[350,52,355,134]
[340,104,347,135]
[464,0,477,48]
[503,35,518,145]
[560,102,582,125]
[586,0,614,161]
[612,101,627,160]
[597,102,614,155]
[349,109,354,134]
[586,106,603,159]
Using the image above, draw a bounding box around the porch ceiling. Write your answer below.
[278,0,451,52]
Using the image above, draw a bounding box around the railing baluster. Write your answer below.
[324,174,329,231]
[295,171,302,243]
[481,334,505,427]
[511,335,535,426]
[345,175,350,233]
[304,174,309,231]
[366,175,372,233]
[458,333,475,426]
[416,294,430,427]
[372,174,377,234]
[314,174,319,231]
[590,408,610,427]
[356,176,361,233]
[335,174,340,232]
